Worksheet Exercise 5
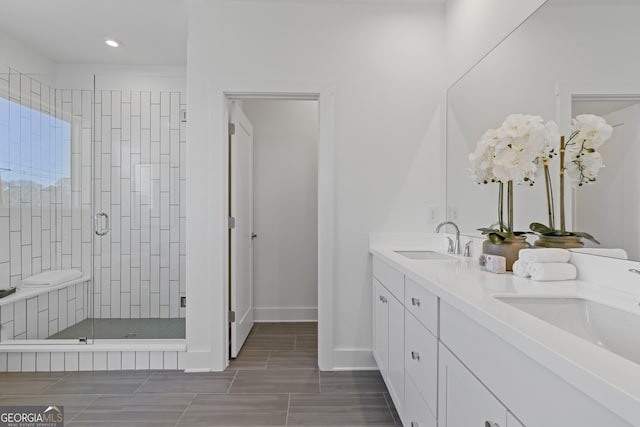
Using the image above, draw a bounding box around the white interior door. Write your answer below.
[229,101,254,357]
[574,103,640,259]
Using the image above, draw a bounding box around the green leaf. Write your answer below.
[571,231,600,245]
[488,233,505,244]
[477,227,498,235]
[529,222,553,235]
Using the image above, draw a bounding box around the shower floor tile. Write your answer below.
[47,318,185,339]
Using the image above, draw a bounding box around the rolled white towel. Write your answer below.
[512,260,530,278]
[527,262,577,281]
[518,248,571,264]
[570,248,628,260]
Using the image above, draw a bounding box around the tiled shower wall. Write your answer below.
[1,67,187,322]
[0,68,78,288]
[89,89,186,319]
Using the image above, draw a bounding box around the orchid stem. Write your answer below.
[507,180,513,233]
[543,159,555,230]
[498,182,504,232]
[560,136,566,233]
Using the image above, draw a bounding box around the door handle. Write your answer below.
[94,212,110,236]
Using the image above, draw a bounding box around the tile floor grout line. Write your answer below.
[265,351,272,370]
[285,392,292,426]
[37,371,72,394]
[173,392,198,427]
[131,370,156,394]
[225,369,239,394]
[64,393,103,424]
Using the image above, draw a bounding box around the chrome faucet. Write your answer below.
[435,221,461,255]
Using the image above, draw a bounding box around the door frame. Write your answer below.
[557,81,640,232]
[222,82,334,370]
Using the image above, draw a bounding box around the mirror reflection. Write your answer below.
[446,0,640,261]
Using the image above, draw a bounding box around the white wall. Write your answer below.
[186,0,445,370]
[445,0,546,86]
[0,30,55,77]
[242,100,318,322]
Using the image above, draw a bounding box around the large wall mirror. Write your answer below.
[446,0,640,261]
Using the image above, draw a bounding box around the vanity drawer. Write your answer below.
[404,371,437,427]
[405,310,438,417]
[372,257,404,301]
[405,276,438,336]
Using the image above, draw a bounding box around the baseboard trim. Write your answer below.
[254,307,318,322]
[331,348,377,370]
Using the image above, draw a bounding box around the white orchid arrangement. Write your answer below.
[469,114,559,243]
[565,114,613,186]
[530,114,613,243]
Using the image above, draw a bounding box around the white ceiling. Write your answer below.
[0,0,447,66]
[0,0,188,65]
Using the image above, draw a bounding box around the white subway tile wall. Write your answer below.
[0,281,90,341]
[0,349,186,372]
[90,89,187,320]
[0,66,187,329]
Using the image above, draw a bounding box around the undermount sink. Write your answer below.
[497,296,640,364]
[394,250,455,261]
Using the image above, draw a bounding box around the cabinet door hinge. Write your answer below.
[228,310,236,323]
[227,216,236,229]
[228,122,236,136]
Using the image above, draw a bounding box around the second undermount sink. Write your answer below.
[394,250,455,261]
[496,296,640,364]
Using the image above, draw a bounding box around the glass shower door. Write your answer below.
[90,78,186,339]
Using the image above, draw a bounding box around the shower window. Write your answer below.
[0,97,71,208]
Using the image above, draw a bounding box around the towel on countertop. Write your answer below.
[527,262,577,281]
[570,248,628,260]
[518,248,571,264]
[512,260,530,278]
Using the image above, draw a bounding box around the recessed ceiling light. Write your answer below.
[104,39,121,48]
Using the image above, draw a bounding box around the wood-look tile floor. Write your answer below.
[0,322,400,426]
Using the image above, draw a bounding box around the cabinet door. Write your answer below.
[405,374,437,427]
[438,344,507,427]
[405,311,437,417]
[373,279,389,377]
[387,292,404,414]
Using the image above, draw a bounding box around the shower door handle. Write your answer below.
[94,212,110,236]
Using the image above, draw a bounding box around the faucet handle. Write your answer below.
[446,237,454,254]
[463,241,473,257]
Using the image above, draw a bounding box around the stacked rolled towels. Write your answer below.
[512,248,577,281]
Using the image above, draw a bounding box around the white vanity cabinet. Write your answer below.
[373,279,390,379]
[373,258,437,426]
[438,343,508,427]
[440,301,632,427]
[372,250,637,427]
[404,311,438,427]
[372,258,405,415]
[403,276,439,424]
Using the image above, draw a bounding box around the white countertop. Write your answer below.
[370,234,640,426]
